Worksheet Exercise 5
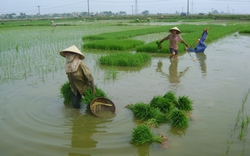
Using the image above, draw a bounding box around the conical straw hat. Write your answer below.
[59,45,85,60]
[169,26,181,34]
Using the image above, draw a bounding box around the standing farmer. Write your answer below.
[157,26,189,59]
[60,45,96,108]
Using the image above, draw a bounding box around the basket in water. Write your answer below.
[89,97,116,117]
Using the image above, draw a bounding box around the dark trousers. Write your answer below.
[72,90,82,108]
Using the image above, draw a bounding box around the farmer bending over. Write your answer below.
[60,45,96,108]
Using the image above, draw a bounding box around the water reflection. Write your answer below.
[67,107,109,156]
[195,53,207,77]
[156,59,189,84]
[136,144,150,156]
[168,126,188,138]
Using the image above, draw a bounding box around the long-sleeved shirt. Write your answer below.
[67,61,93,96]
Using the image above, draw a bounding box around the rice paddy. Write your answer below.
[1,18,250,156]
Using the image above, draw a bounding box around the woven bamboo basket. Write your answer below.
[89,97,116,118]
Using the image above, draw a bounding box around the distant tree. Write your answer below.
[212,10,219,14]
[141,10,149,15]
[19,12,26,18]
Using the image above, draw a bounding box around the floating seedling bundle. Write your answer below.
[126,91,193,146]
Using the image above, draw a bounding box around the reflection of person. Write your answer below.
[187,27,209,53]
[70,112,98,150]
[158,27,189,59]
[60,45,96,108]
[156,59,189,84]
[196,53,207,76]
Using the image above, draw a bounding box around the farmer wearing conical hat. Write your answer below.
[157,26,189,59]
[60,45,96,108]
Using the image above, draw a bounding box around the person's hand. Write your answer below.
[156,41,162,49]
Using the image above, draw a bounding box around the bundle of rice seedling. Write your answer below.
[163,91,178,105]
[145,118,159,128]
[132,102,155,121]
[131,124,163,145]
[153,108,168,124]
[150,96,174,114]
[60,81,72,105]
[170,110,188,128]
[83,86,107,105]
[176,95,193,111]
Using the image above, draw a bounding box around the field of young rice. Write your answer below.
[0,19,250,156]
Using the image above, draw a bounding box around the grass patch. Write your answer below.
[98,52,151,66]
[83,39,144,51]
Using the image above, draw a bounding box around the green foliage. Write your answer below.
[83,39,144,51]
[132,102,155,120]
[83,86,107,105]
[163,91,178,105]
[145,118,159,128]
[170,110,188,128]
[150,96,174,114]
[176,96,193,111]
[98,52,151,67]
[60,81,72,105]
[82,26,170,41]
[153,108,168,124]
[131,124,163,145]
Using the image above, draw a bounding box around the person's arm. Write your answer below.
[90,80,96,95]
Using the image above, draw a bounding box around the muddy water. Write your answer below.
[1,33,250,156]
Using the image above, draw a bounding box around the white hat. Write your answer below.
[169,26,181,34]
[59,45,85,60]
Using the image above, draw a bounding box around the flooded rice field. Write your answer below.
[0,25,250,156]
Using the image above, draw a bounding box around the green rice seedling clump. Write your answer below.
[170,110,188,128]
[99,52,151,67]
[83,39,144,51]
[153,108,168,124]
[131,124,163,145]
[163,91,178,105]
[60,81,72,105]
[176,95,193,111]
[83,86,107,105]
[132,102,155,121]
[145,118,159,128]
[150,95,174,114]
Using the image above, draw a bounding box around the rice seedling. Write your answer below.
[104,67,117,80]
[60,81,72,105]
[150,95,174,114]
[163,91,178,106]
[132,102,156,121]
[82,26,170,41]
[83,85,107,105]
[176,95,193,111]
[153,108,168,124]
[145,118,159,128]
[83,39,144,51]
[131,124,163,145]
[98,52,151,67]
[170,109,188,128]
